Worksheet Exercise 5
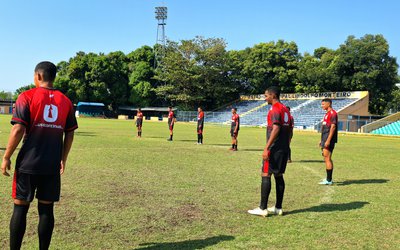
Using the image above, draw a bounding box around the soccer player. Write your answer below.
[197,107,204,144]
[248,86,290,217]
[136,108,143,137]
[167,106,176,141]
[230,108,240,151]
[319,98,338,185]
[287,106,294,163]
[1,61,78,250]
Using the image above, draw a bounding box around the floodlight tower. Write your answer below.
[154,6,167,69]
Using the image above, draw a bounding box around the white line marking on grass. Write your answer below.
[301,164,335,204]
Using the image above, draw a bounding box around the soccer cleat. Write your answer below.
[318,179,333,185]
[247,207,268,217]
[167,139,173,141]
[267,207,284,216]
[229,148,234,151]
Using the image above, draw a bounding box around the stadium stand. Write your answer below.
[204,91,368,129]
[360,112,400,135]
[371,120,400,135]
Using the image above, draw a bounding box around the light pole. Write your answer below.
[154,6,167,70]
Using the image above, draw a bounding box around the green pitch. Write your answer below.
[0,115,399,249]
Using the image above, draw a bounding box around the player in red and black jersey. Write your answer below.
[319,98,338,185]
[136,108,143,137]
[230,108,240,151]
[197,107,204,144]
[248,86,291,217]
[167,106,176,141]
[287,106,294,163]
[1,62,78,250]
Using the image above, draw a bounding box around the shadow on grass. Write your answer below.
[208,143,232,147]
[177,139,198,142]
[0,147,6,150]
[297,160,325,163]
[75,131,97,137]
[241,148,263,152]
[287,201,369,215]
[135,235,235,250]
[335,179,389,186]
[146,136,166,139]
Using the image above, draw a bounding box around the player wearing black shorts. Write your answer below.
[319,98,338,185]
[230,108,240,151]
[248,86,291,217]
[1,62,78,250]
[136,108,143,137]
[167,106,176,141]
[197,107,204,144]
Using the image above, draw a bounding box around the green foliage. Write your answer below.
[130,81,153,107]
[297,35,398,114]
[386,87,400,113]
[14,84,35,98]
[333,35,398,114]
[241,40,301,93]
[155,37,240,110]
[0,91,13,100]
[10,34,398,114]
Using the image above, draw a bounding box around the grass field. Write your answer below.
[0,114,399,249]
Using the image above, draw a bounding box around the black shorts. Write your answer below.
[230,128,239,137]
[169,123,174,130]
[12,171,61,202]
[321,142,335,153]
[197,125,203,134]
[136,120,143,127]
[261,150,288,174]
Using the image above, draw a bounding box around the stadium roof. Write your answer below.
[77,102,105,107]
[118,106,176,112]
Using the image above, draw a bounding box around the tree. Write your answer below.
[14,84,35,98]
[333,34,399,114]
[127,46,156,107]
[296,49,339,92]
[0,91,14,100]
[154,37,241,110]
[242,40,301,93]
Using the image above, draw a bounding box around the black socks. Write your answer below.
[260,177,271,210]
[259,175,285,210]
[274,175,285,209]
[10,204,29,250]
[10,203,55,250]
[200,134,203,143]
[169,135,173,140]
[38,203,54,250]
[326,169,333,182]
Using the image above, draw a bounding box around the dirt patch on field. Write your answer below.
[137,202,203,235]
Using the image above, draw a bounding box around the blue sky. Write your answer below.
[0,0,398,92]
